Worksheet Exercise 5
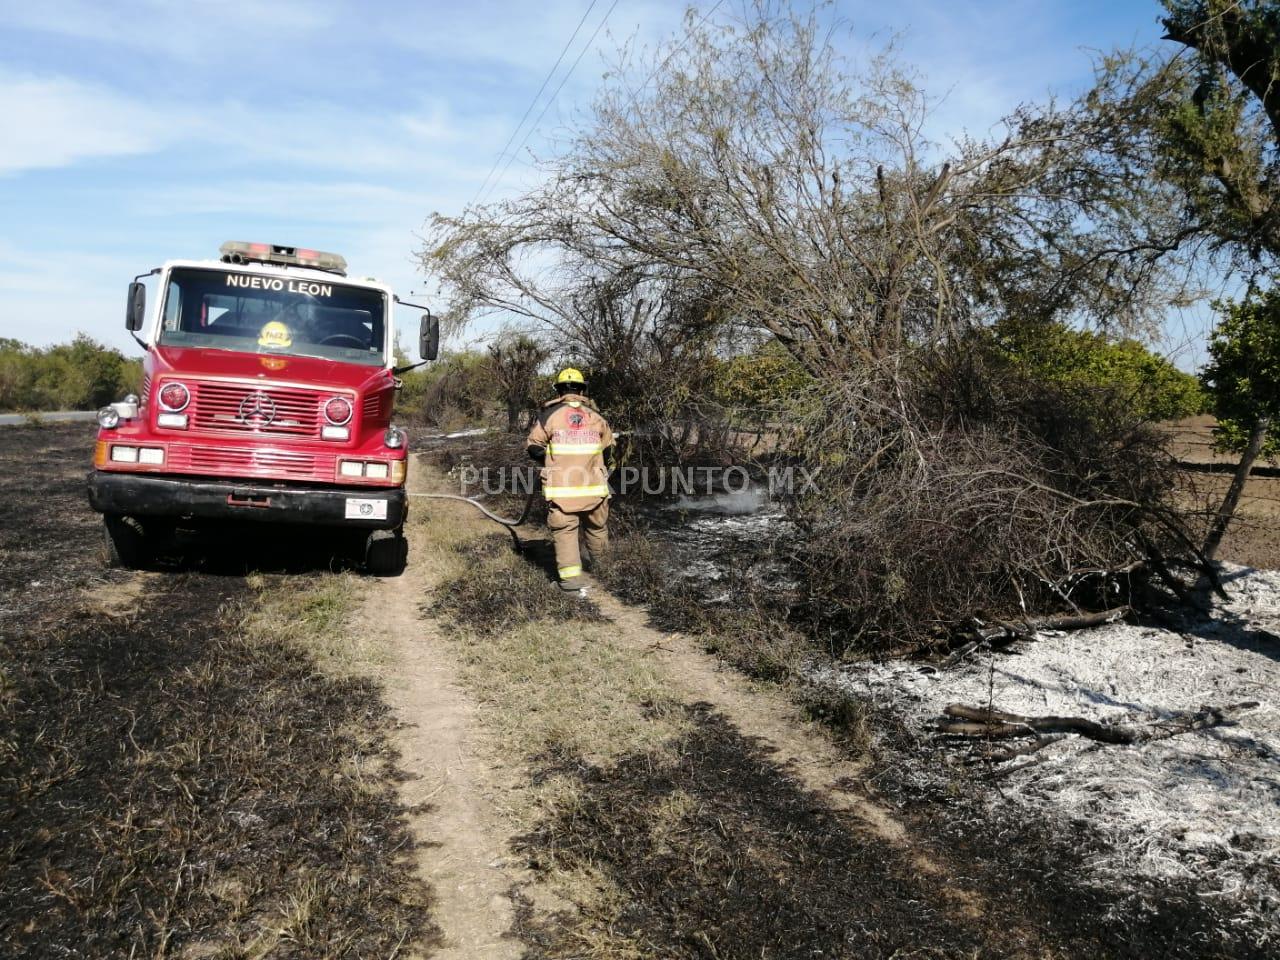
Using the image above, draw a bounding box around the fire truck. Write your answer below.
[86,241,439,575]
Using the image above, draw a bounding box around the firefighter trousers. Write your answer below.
[547,500,609,581]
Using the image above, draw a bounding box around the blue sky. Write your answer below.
[0,1,1200,365]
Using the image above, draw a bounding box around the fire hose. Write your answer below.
[411,487,539,551]
[409,431,626,551]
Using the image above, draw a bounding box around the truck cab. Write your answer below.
[87,241,439,575]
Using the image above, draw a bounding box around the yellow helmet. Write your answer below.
[555,367,586,388]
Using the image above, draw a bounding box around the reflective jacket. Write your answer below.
[526,393,614,511]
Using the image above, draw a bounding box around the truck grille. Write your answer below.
[189,446,316,476]
[166,444,323,479]
[189,382,326,438]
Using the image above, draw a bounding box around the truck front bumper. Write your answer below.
[87,471,407,529]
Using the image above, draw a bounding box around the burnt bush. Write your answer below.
[431,534,607,634]
[788,333,1193,652]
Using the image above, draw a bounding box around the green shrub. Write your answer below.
[711,340,813,414]
[394,349,498,427]
[0,335,141,412]
[990,318,1205,422]
[1201,289,1280,458]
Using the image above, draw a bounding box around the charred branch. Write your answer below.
[938,701,1259,745]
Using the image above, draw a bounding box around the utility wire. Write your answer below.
[468,0,600,209]
[478,0,622,205]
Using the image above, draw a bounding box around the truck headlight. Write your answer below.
[324,396,353,425]
[98,407,120,429]
[159,382,190,412]
[384,426,406,449]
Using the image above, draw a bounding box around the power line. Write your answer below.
[468,0,601,209]
[478,0,622,205]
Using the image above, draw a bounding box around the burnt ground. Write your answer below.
[6,423,1272,959]
[428,429,1273,959]
[511,707,1263,960]
[0,424,439,958]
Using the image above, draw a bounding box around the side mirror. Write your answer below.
[419,313,440,362]
[126,282,146,332]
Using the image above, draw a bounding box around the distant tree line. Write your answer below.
[0,336,142,413]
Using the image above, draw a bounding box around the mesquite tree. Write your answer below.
[1035,1,1280,562]
[422,5,1190,382]
[420,3,1208,647]
[1200,290,1280,558]
[486,332,550,431]
[1159,1,1280,554]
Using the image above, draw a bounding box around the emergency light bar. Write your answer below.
[219,241,348,276]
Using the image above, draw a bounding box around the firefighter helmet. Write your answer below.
[555,367,586,389]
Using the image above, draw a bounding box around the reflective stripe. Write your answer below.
[559,565,582,579]
[547,442,603,456]
[544,483,610,499]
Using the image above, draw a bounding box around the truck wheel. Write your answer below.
[104,514,151,569]
[364,529,407,577]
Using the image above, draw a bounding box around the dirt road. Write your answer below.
[2,424,1269,958]
[359,501,526,960]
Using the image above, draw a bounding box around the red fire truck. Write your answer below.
[87,241,438,575]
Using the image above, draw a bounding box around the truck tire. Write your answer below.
[104,514,151,570]
[364,529,407,577]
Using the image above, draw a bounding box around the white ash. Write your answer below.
[808,565,1280,921]
[445,427,490,438]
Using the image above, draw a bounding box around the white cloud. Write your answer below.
[0,0,340,61]
[0,65,505,187]
[0,70,180,175]
[201,97,505,179]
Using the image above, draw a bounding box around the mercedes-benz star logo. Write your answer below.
[238,391,277,426]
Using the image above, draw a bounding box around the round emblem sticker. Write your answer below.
[258,321,292,349]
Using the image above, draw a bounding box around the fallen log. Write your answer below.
[939,605,1133,668]
[938,701,1259,745]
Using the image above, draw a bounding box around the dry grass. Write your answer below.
[415,507,686,768]
[1,572,441,959]
[410,501,1003,959]
[431,534,608,635]
[243,570,389,676]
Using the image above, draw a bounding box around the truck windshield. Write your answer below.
[157,267,387,366]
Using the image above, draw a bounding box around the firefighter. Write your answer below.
[526,368,614,592]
